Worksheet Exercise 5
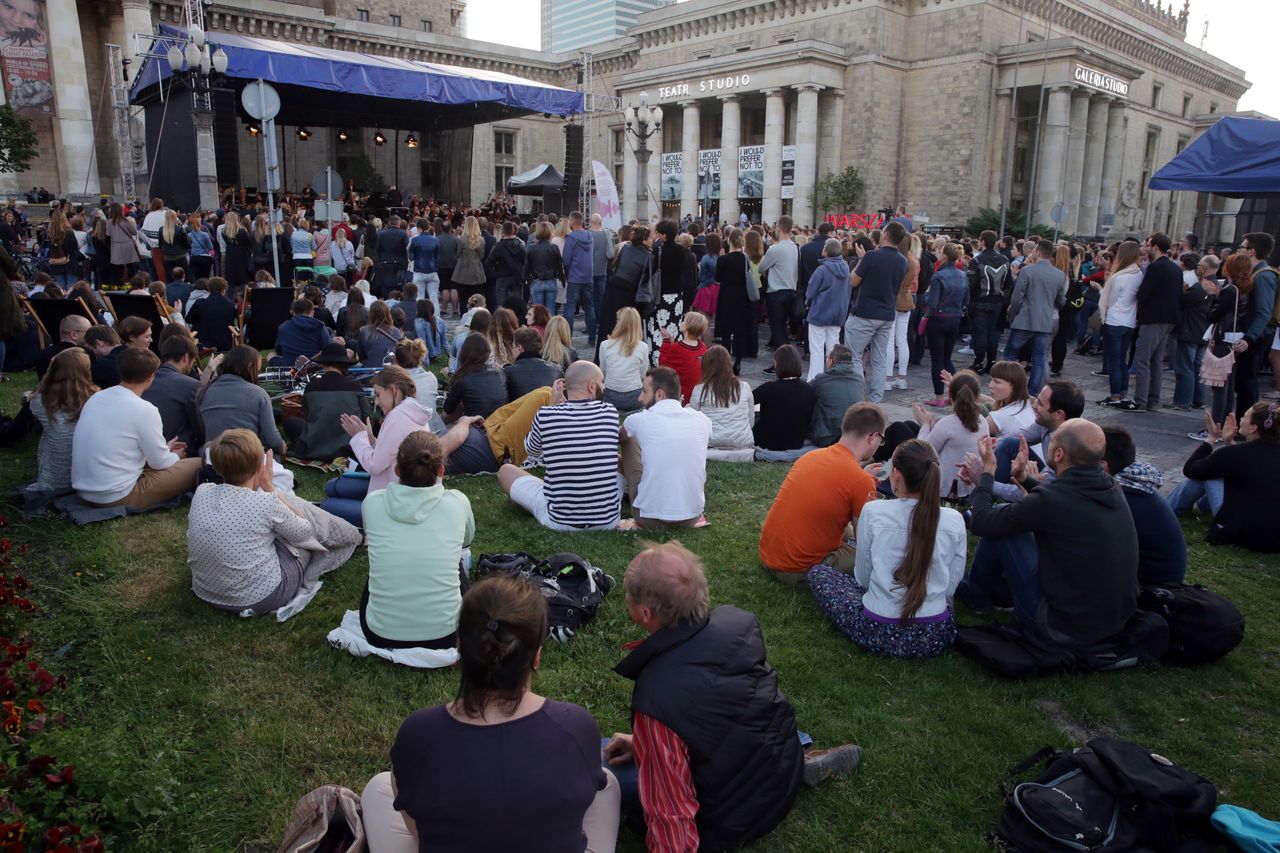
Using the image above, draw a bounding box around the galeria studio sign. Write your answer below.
[656,74,751,100]
[1073,65,1129,98]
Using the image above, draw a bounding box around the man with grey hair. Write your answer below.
[809,344,865,447]
[605,541,861,851]
[803,237,852,381]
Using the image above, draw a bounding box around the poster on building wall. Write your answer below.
[591,159,621,232]
[660,152,682,201]
[739,145,764,199]
[0,0,53,118]
[697,149,720,201]
[780,145,796,200]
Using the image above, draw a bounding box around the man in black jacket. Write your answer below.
[604,542,860,852]
[372,216,410,299]
[488,220,527,308]
[969,230,1010,374]
[798,221,833,297]
[503,328,561,399]
[1132,232,1182,411]
[958,418,1139,647]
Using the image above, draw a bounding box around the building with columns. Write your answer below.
[585,0,1253,239]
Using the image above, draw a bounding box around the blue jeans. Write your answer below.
[1075,302,1099,347]
[593,275,607,328]
[1003,330,1050,394]
[530,279,557,312]
[958,533,1043,630]
[1102,324,1135,398]
[1166,477,1224,517]
[318,473,369,528]
[994,434,1043,484]
[1172,340,1206,407]
[563,281,597,341]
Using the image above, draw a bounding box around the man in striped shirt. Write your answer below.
[498,360,623,531]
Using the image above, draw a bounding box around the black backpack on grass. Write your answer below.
[531,553,615,643]
[956,611,1169,679]
[992,738,1218,852]
[475,552,538,578]
[1137,584,1244,666]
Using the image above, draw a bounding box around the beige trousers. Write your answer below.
[101,458,202,510]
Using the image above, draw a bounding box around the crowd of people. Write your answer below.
[1,189,1278,852]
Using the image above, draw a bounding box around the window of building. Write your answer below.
[1139,127,1161,200]
[494,129,516,193]
[1181,93,1192,118]
[390,13,401,26]
[1150,83,1163,110]
[494,130,515,157]
[495,165,513,192]
[613,129,624,157]
[356,8,368,21]
[420,19,432,32]
[1209,102,1218,114]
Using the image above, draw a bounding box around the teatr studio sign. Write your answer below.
[657,74,751,100]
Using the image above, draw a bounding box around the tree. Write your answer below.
[347,153,387,194]
[815,167,866,213]
[0,106,37,175]
[963,205,1061,240]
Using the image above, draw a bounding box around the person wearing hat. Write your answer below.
[282,342,373,461]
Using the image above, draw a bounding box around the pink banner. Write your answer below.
[0,0,53,118]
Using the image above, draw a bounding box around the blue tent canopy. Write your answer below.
[130,25,583,131]
[1149,116,1280,197]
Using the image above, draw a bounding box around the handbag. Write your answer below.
[1200,287,1238,388]
[745,255,761,303]
[637,245,659,306]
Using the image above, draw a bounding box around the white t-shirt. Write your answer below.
[72,386,180,504]
[989,399,1036,436]
[599,338,650,392]
[623,399,712,521]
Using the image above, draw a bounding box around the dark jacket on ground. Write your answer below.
[808,364,865,447]
[1136,256,1183,326]
[503,352,561,400]
[969,466,1139,646]
[525,240,564,282]
[1183,440,1280,552]
[615,606,803,853]
[142,362,203,451]
[275,314,332,364]
[185,293,237,352]
[292,370,372,460]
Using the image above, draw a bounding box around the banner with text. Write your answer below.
[0,0,54,118]
[660,152,682,202]
[780,145,796,200]
[591,159,622,232]
[697,148,720,201]
[739,145,764,199]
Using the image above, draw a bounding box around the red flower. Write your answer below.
[0,819,23,842]
[43,764,74,786]
[0,541,9,554]
[26,755,54,774]
[2,712,21,735]
[24,700,40,714]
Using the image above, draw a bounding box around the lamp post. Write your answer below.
[623,91,662,223]
[165,26,228,211]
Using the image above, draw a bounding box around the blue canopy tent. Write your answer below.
[1149,116,1280,259]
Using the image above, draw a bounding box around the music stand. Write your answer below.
[20,296,96,348]
[100,293,170,353]
[241,286,298,352]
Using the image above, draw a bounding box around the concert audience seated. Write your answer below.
[753,345,817,462]
[281,342,372,461]
[197,345,285,457]
[1100,425,1186,586]
[619,367,712,529]
[689,344,755,461]
[28,348,95,494]
[808,344,864,448]
[142,335,203,453]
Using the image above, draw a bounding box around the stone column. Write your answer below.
[622,126,637,224]
[1077,95,1112,238]
[1059,89,1091,234]
[719,94,740,227]
[818,90,844,192]
[645,124,662,223]
[193,110,220,211]
[988,91,1012,207]
[46,0,100,197]
[1096,101,1127,235]
[1033,86,1073,227]
[762,88,785,224]
[122,0,153,199]
[792,84,821,228]
[679,100,700,218]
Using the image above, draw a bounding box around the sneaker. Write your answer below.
[957,346,974,356]
[1187,429,1210,442]
[1097,397,1120,407]
[803,744,862,787]
[1116,400,1142,411]
[890,378,908,390]
[1091,370,1108,377]
[763,366,776,375]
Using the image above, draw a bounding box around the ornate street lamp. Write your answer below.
[624,91,662,222]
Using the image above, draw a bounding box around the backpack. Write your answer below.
[475,552,538,578]
[530,553,615,643]
[1137,583,1243,666]
[1264,266,1280,325]
[955,611,1169,679]
[992,738,1218,853]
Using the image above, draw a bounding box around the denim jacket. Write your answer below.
[925,265,969,318]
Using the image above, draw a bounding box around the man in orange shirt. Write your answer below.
[759,402,886,582]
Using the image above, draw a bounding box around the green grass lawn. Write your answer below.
[2,371,1279,852]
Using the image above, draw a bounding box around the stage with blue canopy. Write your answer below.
[1149,116,1280,198]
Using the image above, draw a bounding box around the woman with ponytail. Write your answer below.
[361,571,621,853]
[911,370,989,498]
[808,439,968,658]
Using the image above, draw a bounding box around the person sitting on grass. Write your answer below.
[1167,403,1280,553]
[504,327,562,401]
[274,298,333,366]
[984,360,1035,437]
[392,338,438,408]
[436,384,561,476]
[71,347,202,509]
[808,344,866,448]
[987,380,1085,502]
[539,314,579,373]
[361,573,619,853]
[599,307,650,414]
[316,366,440,528]
[184,276,237,353]
[753,344,817,462]
[605,541,861,853]
[656,310,708,406]
[910,370,988,499]
[187,429,360,617]
[499,361,621,532]
[957,419,1140,647]
[442,335,508,423]
[281,342,373,461]
[29,348,96,495]
[1101,425,1186,586]
[809,439,967,658]
[619,366,712,529]
[35,313,90,380]
[197,345,286,457]
[142,334,203,454]
[360,430,474,651]
[688,344,756,461]
[759,402,887,582]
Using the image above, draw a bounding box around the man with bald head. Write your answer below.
[35,312,91,379]
[605,541,860,852]
[958,418,1139,647]
[498,360,623,531]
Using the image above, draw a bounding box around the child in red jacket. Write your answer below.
[658,311,708,405]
